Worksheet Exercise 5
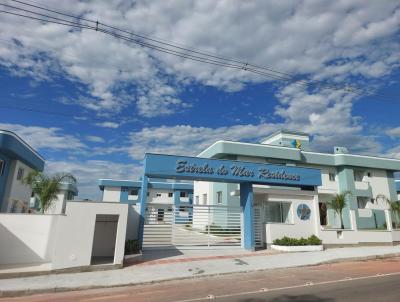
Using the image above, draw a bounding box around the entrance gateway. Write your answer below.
[139,153,322,251]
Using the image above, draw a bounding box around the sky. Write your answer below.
[0,0,400,199]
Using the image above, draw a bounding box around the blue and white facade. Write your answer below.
[0,130,45,213]
[99,179,193,226]
[193,130,400,248]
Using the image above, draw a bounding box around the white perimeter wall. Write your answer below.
[51,201,128,270]
[0,201,128,270]
[0,214,57,265]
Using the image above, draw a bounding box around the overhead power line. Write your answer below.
[0,0,384,97]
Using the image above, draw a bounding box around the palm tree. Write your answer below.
[376,194,400,229]
[390,201,400,229]
[24,171,77,213]
[326,191,352,229]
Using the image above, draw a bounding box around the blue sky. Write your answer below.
[0,1,399,198]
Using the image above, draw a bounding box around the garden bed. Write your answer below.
[271,235,323,252]
[271,244,323,252]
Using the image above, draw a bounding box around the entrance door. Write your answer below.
[91,214,119,264]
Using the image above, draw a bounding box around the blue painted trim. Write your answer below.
[144,153,322,187]
[120,188,129,203]
[0,130,45,171]
[138,175,149,248]
[0,153,11,211]
[240,183,254,251]
[99,179,193,191]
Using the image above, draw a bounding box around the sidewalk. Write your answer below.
[1,245,400,297]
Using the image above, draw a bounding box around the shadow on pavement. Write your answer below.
[239,295,334,302]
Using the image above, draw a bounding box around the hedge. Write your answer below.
[273,235,322,246]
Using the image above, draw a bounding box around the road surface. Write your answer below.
[2,257,400,301]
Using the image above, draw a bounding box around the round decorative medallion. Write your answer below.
[297,203,311,220]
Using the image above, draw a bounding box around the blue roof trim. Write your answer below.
[0,130,45,171]
[98,179,193,191]
[199,141,400,171]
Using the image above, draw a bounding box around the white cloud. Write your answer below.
[85,135,105,143]
[0,123,86,151]
[386,127,400,139]
[1,0,399,120]
[95,121,120,129]
[127,123,279,160]
[273,84,384,155]
[45,159,142,200]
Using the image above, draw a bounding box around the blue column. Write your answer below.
[120,188,128,203]
[240,182,255,251]
[173,190,180,207]
[138,175,149,249]
[173,190,180,224]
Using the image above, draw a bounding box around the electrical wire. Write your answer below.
[1,0,384,96]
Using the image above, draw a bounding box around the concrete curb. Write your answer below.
[1,252,400,298]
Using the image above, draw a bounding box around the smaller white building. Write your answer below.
[0,130,45,213]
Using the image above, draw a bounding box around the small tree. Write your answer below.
[376,194,400,229]
[24,171,76,213]
[390,201,400,229]
[326,191,352,229]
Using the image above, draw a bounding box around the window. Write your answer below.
[328,173,335,182]
[147,192,150,197]
[367,172,372,178]
[16,167,24,181]
[157,209,165,221]
[357,197,370,209]
[180,191,188,198]
[156,193,162,197]
[265,202,291,223]
[202,194,207,205]
[129,189,138,196]
[168,192,173,198]
[0,160,4,176]
[217,191,223,204]
[195,195,199,205]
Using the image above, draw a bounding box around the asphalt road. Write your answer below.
[3,257,400,302]
[200,274,400,302]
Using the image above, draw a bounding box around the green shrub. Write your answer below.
[273,235,322,246]
[125,239,140,254]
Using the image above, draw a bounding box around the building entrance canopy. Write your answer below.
[139,153,322,251]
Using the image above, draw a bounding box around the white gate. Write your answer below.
[253,206,263,248]
[142,204,242,249]
[142,204,173,248]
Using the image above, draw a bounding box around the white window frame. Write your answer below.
[195,195,199,205]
